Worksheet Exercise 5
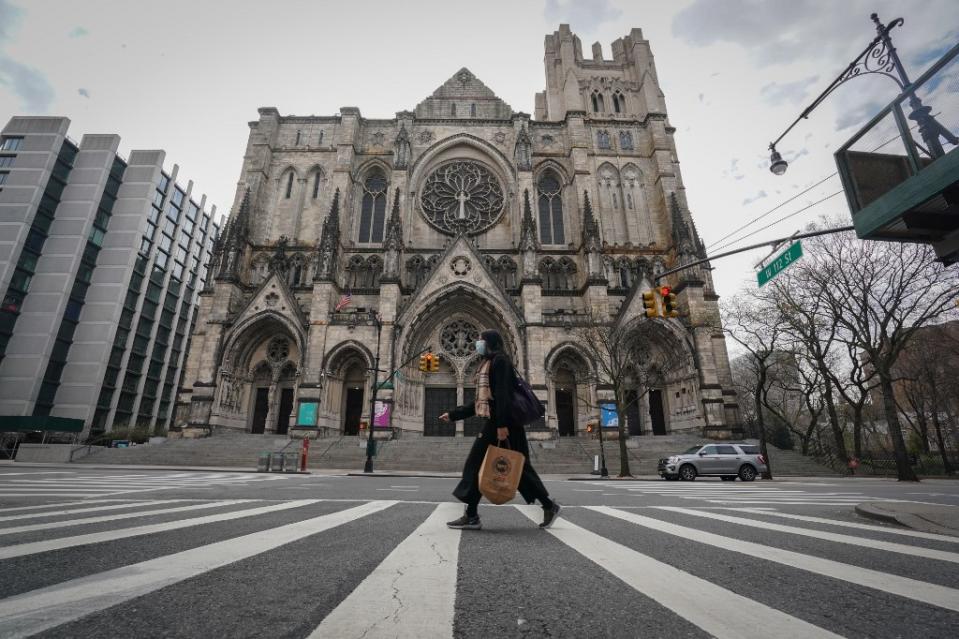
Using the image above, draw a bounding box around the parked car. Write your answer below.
[658,443,767,481]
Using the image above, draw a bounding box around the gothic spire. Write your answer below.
[384,189,403,250]
[227,187,251,246]
[314,188,341,282]
[519,189,538,252]
[581,190,601,251]
[215,187,252,282]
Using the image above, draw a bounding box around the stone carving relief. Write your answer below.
[493,131,507,145]
[451,256,472,277]
[417,130,434,145]
[441,319,480,359]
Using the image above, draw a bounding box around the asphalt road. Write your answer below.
[0,465,957,638]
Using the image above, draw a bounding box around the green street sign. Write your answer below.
[757,241,803,287]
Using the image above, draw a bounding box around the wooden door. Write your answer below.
[276,388,294,435]
[424,388,456,436]
[343,388,363,435]
[251,388,269,434]
[649,389,666,435]
[556,389,575,436]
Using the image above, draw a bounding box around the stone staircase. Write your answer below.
[71,430,838,476]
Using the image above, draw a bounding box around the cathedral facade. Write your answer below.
[177,25,741,439]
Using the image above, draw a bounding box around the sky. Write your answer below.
[0,0,956,301]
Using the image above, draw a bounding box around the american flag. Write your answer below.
[334,290,352,312]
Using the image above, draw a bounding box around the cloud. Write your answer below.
[0,0,55,112]
[698,92,705,103]
[543,0,622,33]
[69,26,89,38]
[78,87,90,98]
[834,100,884,130]
[760,75,819,106]
[743,190,768,205]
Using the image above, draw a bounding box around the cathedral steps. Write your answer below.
[69,430,838,476]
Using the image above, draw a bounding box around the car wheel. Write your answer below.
[721,476,736,481]
[738,465,757,482]
[679,464,697,481]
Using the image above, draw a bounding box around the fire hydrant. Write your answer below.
[300,437,310,472]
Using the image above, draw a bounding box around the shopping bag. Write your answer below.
[478,440,525,505]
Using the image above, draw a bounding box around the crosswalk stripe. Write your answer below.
[515,506,841,639]
[308,502,461,639]
[0,500,254,536]
[724,508,959,543]
[654,507,959,564]
[0,501,395,639]
[0,499,321,560]
[0,500,190,523]
[0,500,136,514]
[589,506,959,613]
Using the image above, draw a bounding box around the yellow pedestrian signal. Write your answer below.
[663,292,678,318]
[419,354,428,372]
[420,352,440,373]
[642,290,658,318]
[430,353,440,372]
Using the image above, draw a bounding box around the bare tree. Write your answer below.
[799,230,958,481]
[722,292,790,479]
[572,311,690,477]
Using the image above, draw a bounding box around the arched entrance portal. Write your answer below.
[217,314,304,434]
[394,284,522,436]
[318,342,374,436]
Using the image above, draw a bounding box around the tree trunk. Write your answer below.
[822,377,848,463]
[878,370,919,481]
[853,410,863,459]
[754,369,773,480]
[931,405,955,475]
[614,393,631,477]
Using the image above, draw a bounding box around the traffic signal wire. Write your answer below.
[653,225,854,284]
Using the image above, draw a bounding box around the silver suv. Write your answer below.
[658,443,767,482]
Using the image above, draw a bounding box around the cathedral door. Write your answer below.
[275,388,294,435]
[343,388,363,435]
[461,388,485,437]
[556,389,575,436]
[424,388,456,436]
[649,390,667,435]
[251,388,269,434]
[625,390,643,436]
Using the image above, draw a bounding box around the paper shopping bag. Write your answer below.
[478,441,525,505]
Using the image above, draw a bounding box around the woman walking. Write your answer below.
[439,329,561,530]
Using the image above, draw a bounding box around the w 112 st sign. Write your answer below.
[757,241,803,287]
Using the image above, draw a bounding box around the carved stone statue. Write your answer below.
[393,125,412,170]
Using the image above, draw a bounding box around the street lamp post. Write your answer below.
[768,13,956,174]
[364,310,383,474]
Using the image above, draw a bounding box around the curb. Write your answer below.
[855,502,959,537]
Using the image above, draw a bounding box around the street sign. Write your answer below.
[757,241,803,287]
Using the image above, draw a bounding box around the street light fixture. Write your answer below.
[768,145,788,176]
[767,13,954,174]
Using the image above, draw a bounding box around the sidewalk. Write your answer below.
[855,501,959,537]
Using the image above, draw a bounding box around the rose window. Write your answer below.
[267,337,290,363]
[420,161,505,235]
[440,320,480,358]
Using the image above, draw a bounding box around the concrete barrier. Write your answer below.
[15,443,75,463]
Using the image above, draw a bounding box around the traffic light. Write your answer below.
[642,290,658,318]
[430,353,440,372]
[419,354,428,372]
[660,286,678,318]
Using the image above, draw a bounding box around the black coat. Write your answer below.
[447,353,549,505]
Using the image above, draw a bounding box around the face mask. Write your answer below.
[475,340,487,356]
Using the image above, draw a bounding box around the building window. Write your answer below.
[536,171,565,245]
[0,137,23,151]
[612,91,624,113]
[0,155,14,167]
[358,168,388,243]
[596,130,611,150]
[318,130,324,145]
[470,103,476,117]
[0,171,7,185]
[591,91,604,113]
[285,171,294,199]
[295,130,301,145]
[312,172,321,199]
[619,131,634,150]
[451,103,457,117]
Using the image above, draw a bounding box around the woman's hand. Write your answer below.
[497,427,509,441]
[438,413,450,423]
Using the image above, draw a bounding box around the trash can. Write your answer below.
[270,451,285,472]
[284,452,299,473]
[256,451,271,472]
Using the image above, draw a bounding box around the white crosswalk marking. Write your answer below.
[0,499,190,523]
[0,499,321,560]
[654,506,959,564]
[515,505,842,639]
[723,507,959,543]
[0,499,138,515]
[308,502,461,639]
[0,501,395,639]
[586,481,881,506]
[0,500,253,536]
[589,506,959,613]
[0,471,287,498]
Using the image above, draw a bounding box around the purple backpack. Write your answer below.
[510,367,546,426]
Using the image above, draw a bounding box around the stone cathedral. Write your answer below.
[177,25,741,440]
